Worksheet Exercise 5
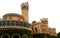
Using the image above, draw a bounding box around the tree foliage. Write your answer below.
[57,32,60,38]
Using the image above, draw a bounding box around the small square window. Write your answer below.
[9,17,12,19]
[18,18,20,20]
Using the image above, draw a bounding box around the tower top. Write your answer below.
[40,18,48,24]
[21,1,28,5]
[40,18,48,22]
[21,1,29,10]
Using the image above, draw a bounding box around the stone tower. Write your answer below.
[21,2,29,22]
[41,18,49,34]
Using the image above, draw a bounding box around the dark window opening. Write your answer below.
[20,22,24,26]
[35,28,37,33]
[2,35,9,38]
[13,35,19,38]
[23,6,27,9]
[22,34,28,38]
[9,16,12,19]
[2,21,5,26]
[18,18,20,20]
[6,21,10,26]
[0,21,1,26]
[42,28,46,32]
[11,21,14,26]
[15,21,19,26]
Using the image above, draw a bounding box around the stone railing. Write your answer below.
[0,20,32,30]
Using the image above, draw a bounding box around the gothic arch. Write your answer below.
[1,34,10,38]
[22,34,28,38]
[12,34,21,38]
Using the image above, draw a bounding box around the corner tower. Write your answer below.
[21,2,29,22]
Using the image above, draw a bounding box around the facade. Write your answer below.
[32,18,56,38]
[0,2,31,38]
[0,2,56,38]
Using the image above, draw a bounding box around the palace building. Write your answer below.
[32,18,56,38]
[0,2,56,38]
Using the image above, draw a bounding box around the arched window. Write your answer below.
[1,34,10,38]
[0,21,1,26]
[22,34,28,38]
[42,28,46,32]
[11,21,14,26]
[20,22,24,27]
[12,34,21,38]
[6,21,10,26]
[15,21,19,26]
[2,21,6,26]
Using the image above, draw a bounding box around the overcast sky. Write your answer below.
[0,0,60,33]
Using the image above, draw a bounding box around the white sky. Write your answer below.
[0,0,60,33]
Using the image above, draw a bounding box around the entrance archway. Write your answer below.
[1,34,10,38]
[22,34,28,38]
[12,34,21,38]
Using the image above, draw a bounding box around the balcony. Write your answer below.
[0,20,31,30]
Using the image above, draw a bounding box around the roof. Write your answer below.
[3,13,24,20]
